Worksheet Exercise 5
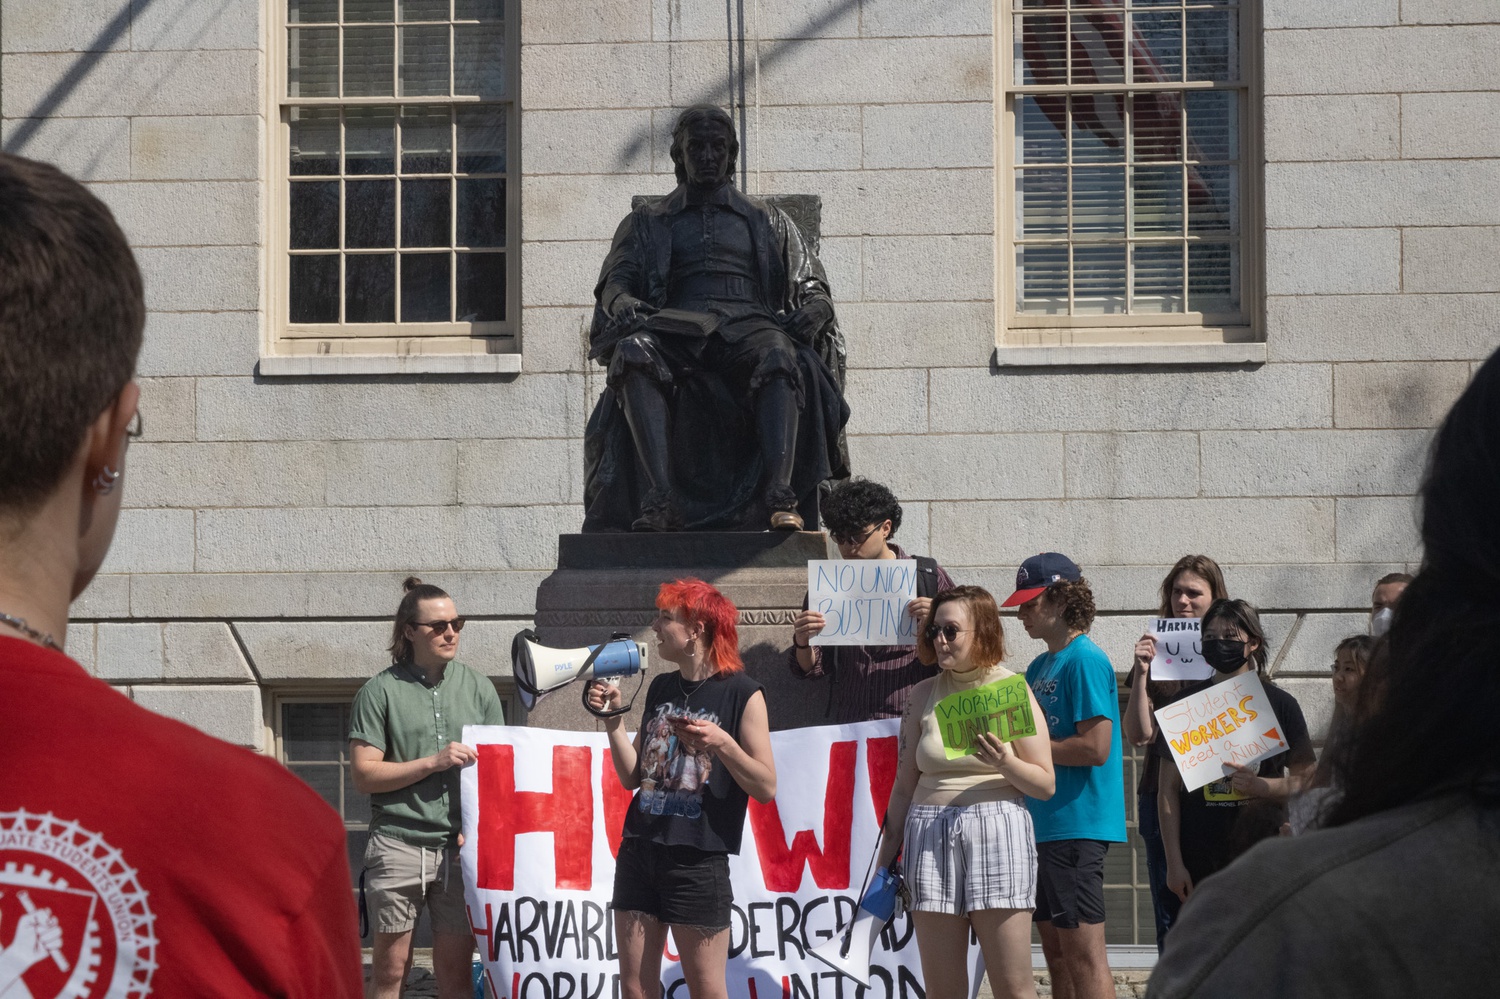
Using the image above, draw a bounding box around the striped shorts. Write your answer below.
[903,798,1038,914]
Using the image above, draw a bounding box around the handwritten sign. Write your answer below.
[1148,617,1212,682]
[807,559,918,646]
[935,674,1037,759]
[1154,672,1289,792]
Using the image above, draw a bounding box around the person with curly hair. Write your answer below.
[1003,554,1125,999]
[789,478,953,723]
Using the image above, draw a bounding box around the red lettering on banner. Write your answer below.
[865,736,897,821]
[747,740,855,891]
[476,744,595,891]
[601,750,633,859]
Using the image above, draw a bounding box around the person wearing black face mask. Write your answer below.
[1151,599,1315,918]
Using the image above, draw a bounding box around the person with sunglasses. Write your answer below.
[877,585,1054,999]
[789,478,953,723]
[350,576,507,999]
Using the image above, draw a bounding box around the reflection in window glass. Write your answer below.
[289,255,339,322]
[457,253,506,321]
[402,179,450,247]
[402,253,451,321]
[401,106,452,174]
[457,178,505,248]
[345,179,396,249]
[346,254,396,321]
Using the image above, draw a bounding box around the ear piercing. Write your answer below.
[92,465,121,495]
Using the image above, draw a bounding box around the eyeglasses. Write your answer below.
[831,525,879,547]
[924,624,970,643]
[414,618,466,634]
[126,411,144,439]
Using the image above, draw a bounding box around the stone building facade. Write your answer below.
[4,0,1496,947]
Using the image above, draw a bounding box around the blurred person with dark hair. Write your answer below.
[591,579,775,999]
[1287,634,1378,834]
[1151,599,1314,920]
[1148,349,1500,998]
[0,152,361,995]
[876,586,1054,999]
[789,478,953,722]
[1369,571,1412,637]
[1006,555,1125,999]
[1121,556,1229,950]
[350,577,506,999]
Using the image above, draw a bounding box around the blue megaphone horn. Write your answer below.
[511,629,648,717]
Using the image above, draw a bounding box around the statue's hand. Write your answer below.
[613,296,656,330]
[785,299,833,344]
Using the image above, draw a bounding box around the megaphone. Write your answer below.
[810,865,901,986]
[511,629,648,717]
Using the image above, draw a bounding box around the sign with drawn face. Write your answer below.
[807,560,919,647]
[1154,672,1289,792]
[1148,617,1212,682]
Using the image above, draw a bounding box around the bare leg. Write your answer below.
[616,910,669,999]
[1036,921,1072,999]
[1038,920,1113,999]
[970,909,1038,999]
[672,924,731,999]
[910,911,973,999]
[368,930,415,999]
[432,930,476,999]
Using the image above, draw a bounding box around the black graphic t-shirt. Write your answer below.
[622,669,765,855]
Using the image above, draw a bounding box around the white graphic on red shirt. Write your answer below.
[0,811,155,999]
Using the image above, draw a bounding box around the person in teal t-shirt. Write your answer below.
[1003,553,1125,999]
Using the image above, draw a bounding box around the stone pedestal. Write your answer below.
[525,531,835,732]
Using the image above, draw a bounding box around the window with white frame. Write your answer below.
[1000,0,1257,345]
[275,0,518,354]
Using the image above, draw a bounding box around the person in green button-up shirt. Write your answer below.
[350,577,506,999]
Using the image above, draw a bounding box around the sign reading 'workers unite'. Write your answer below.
[935,674,1038,759]
[807,559,919,646]
[1154,672,1289,792]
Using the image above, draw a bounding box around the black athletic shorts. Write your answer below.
[611,837,734,930]
[1033,838,1109,928]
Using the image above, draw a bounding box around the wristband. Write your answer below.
[794,639,810,649]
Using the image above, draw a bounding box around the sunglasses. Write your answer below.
[414,618,466,634]
[831,525,880,547]
[924,624,969,643]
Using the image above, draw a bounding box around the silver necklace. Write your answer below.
[677,669,709,707]
[0,611,60,651]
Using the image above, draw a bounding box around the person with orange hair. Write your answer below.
[589,578,776,999]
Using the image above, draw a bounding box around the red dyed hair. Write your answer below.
[656,577,744,674]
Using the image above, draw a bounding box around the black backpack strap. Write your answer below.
[914,556,940,600]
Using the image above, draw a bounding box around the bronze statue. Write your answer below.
[582,105,850,533]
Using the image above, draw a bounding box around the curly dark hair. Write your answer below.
[820,478,902,539]
[1045,578,1097,632]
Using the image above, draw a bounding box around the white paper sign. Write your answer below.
[460,722,983,999]
[1147,617,1212,681]
[1153,672,1290,792]
[807,559,919,646]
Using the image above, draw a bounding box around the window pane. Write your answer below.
[1017,169,1068,238]
[399,24,450,97]
[456,252,505,321]
[1073,244,1127,315]
[400,0,449,19]
[290,181,340,249]
[289,763,342,813]
[1186,8,1237,83]
[456,106,506,173]
[290,106,340,176]
[1071,167,1126,236]
[401,252,451,321]
[1070,10,1125,85]
[1188,164,1236,233]
[290,255,340,322]
[1016,244,1069,315]
[288,0,338,24]
[457,178,505,247]
[454,23,506,96]
[346,107,396,175]
[346,254,396,322]
[1132,92,1182,162]
[1071,93,1125,164]
[344,25,395,97]
[288,27,338,97]
[1131,166,1182,235]
[401,106,452,174]
[402,178,450,247]
[454,0,504,19]
[346,179,396,248]
[1186,90,1237,162]
[1016,96,1066,165]
[1133,243,1185,314]
[1188,242,1237,313]
[282,703,346,760]
[1131,10,1182,83]
[345,0,394,21]
[1013,14,1067,87]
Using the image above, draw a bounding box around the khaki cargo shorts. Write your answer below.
[362,831,469,935]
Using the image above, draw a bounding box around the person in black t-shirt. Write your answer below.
[589,578,776,999]
[1153,599,1315,913]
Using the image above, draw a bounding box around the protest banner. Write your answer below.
[806,560,918,647]
[461,721,982,999]
[1153,672,1289,792]
[934,675,1037,759]
[1146,617,1212,682]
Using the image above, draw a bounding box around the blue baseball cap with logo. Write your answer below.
[1001,552,1082,607]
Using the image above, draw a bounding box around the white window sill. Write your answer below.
[993,342,1266,368]
[257,354,523,377]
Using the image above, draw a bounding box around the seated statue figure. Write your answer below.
[582,104,850,532]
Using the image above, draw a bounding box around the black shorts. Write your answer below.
[1033,839,1109,928]
[611,837,734,930]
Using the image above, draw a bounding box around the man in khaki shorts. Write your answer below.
[351,577,507,999]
